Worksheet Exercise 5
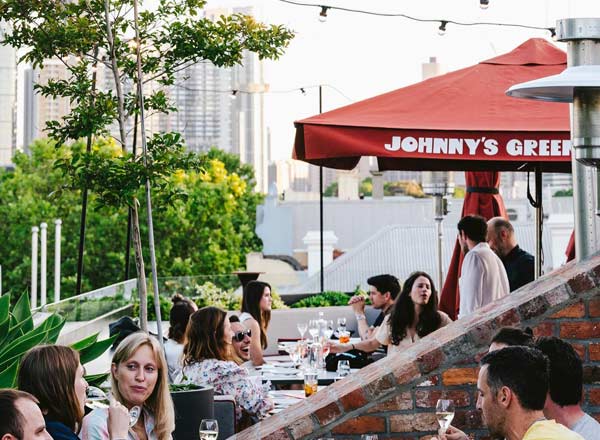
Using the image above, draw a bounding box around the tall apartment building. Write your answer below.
[0,39,17,166]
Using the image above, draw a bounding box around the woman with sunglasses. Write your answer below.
[181,307,273,426]
[239,280,272,366]
[229,315,252,365]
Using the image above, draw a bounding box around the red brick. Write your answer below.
[393,361,421,385]
[339,388,369,412]
[263,429,291,440]
[417,348,446,374]
[568,273,595,294]
[442,368,479,386]
[453,409,485,429]
[560,321,600,339]
[583,365,600,384]
[533,322,555,337]
[414,389,471,408]
[549,301,585,319]
[518,296,549,320]
[587,387,600,406]
[571,343,586,360]
[590,298,600,318]
[331,416,385,434]
[365,373,396,399]
[314,403,342,426]
[494,308,521,328]
[287,416,315,438]
[389,413,438,432]
[417,375,440,387]
[590,343,600,361]
[368,391,412,412]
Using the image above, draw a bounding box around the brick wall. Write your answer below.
[233,255,600,440]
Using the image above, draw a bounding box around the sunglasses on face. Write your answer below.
[233,329,251,342]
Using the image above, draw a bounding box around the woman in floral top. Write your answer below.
[180,307,273,424]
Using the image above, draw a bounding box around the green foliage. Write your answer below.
[291,291,353,309]
[0,142,265,296]
[132,294,171,322]
[554,188,573,197]
[0,291,113,389]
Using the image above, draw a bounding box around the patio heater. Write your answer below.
[422,172,455,291]
[507,18,600,261]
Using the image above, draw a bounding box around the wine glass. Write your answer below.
[308,319,319,340]
[324,320,334,340]
[86,387,141,427]
[297,322,308,339]
[199,419,219,440]
[435,399,455,432]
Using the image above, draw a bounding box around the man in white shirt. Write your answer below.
[457,215,509,319]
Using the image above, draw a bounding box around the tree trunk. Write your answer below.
[130,199,148,331]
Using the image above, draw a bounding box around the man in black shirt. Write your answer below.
[487,217,534,292]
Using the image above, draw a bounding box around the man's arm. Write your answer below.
[348,295,370,340]
[329,337,381,354]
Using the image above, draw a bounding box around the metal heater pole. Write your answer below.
[319,85,324,293]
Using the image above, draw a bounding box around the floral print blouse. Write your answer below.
[181,359,272,422]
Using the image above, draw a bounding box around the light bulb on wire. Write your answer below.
[230,90,238,100]
[300,87,307,95]
[549,27,557,41]
[479,0,490,10]
[438,21,447,36]
[319,6,329,23]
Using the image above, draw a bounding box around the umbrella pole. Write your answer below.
[319,85,324,293]
[535,167,543,278]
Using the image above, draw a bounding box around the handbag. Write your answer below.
[325,349,373,371]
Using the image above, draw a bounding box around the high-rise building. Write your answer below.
[0,34,17,166]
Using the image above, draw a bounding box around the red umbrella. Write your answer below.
[293,38,570,172]
[439,172,507,319]
[292,39,571,315]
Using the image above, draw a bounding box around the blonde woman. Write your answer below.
[82,333,175,440]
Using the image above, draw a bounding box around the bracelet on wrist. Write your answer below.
[355,314,366,321]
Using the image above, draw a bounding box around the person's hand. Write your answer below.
[327,342,344,354]
[439,425,468,440]
[348,295,366,314]
[107,398,130,439]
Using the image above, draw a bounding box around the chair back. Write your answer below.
[171,386,214,439]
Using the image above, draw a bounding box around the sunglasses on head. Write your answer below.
[233,329,251,342]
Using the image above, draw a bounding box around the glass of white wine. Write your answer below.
[199,419,218,440]
[86,387,141,427]
[435,399,455,433]
[297,322,308,339]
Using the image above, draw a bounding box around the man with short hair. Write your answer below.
[488,326,534,352]
[442,346,583,440]
[0,389,52,440]
[535,336,600,440]
[457,215,509,318]
[229,315,251,364]
[487,217,535,291]
[349,274,400,340]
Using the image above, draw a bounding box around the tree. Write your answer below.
[0,0,293,329]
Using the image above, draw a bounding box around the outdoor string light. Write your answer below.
[438,21,447,36]
[319,6,329,22]
[278,0,556,38]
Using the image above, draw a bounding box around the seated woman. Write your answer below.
[18,345,129,440]
[239,280,272,366]
[164,294,197,382]
[376,271,452,353]
[180,306,273,424]
[330,271,451,354]
[81,332,175,440]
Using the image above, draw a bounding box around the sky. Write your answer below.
[204,0,598,161]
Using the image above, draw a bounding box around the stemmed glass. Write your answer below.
[199,419,219,440]
[297,322,307,340]
[336,317,347,337]
[308,320,319,340]
[435,399,455,433]
[323,320,334,340]
[86,386,141,427]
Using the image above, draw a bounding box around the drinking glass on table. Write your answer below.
[199,419,219,440]
[303,369,318,397]
[324,320,334,340]
[336,360,351,377]
[435,399,455,433]
[86,387,141,427]
[336,317,347,335]
[338,330,350,344]
[297,322,307,339]
[308,319,320,340]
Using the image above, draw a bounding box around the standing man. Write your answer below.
[487,217,535,291]
[457,215,509,318]
[536,337,600,440]
[349,274,400,340]
[442,346,583,440]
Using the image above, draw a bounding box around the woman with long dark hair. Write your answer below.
[164,294,197,382]
[239,280,272,366]
[18,345,129,440]
[375,271,452,353]
[181,306,273,425]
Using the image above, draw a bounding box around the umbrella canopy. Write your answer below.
[293,38,571,172]
[438,172,507,320]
